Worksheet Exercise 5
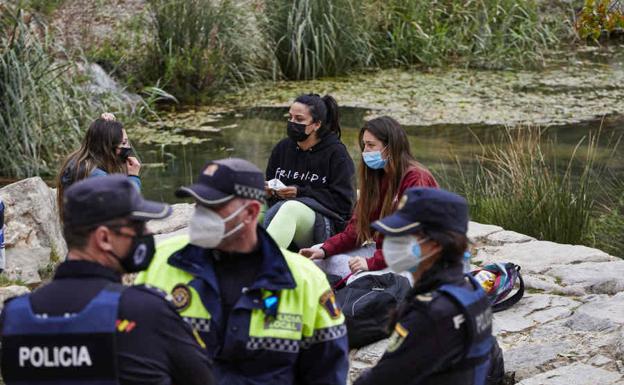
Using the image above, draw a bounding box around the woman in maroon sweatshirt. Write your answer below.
[300,116,438,275]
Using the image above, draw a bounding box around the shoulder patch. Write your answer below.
[171,284,192,312]
[319,290,341,319]
[386,322,409,353]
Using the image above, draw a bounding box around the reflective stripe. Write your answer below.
[246,337,300,353]
[301,325,347,349]
[183,317,211,333]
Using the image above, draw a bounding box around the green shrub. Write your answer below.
[452,127,602,244]
[143,0,271,103]
[369,0,567,69]
[263,0,373,80]
[0,6,136,178]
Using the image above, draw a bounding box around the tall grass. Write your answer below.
[369,0,566,69]
[143,0,271,103]
[0,6,134,178]
[452,128,602,245]
[263,0,373,80]
[589,178,624,257]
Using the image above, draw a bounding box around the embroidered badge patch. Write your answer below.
[319,290,341,319]
[386,322,409,353]
[171,284,191,311]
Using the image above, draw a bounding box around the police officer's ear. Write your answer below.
[243,201,262,224]
[92,225,115,254]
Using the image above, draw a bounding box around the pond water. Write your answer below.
[135,107,624,204]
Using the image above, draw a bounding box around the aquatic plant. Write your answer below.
[368,0,567,69]
[144,0,271,103]
[263,0,373,80]
[452,127,603,245]
[576,0,624,40]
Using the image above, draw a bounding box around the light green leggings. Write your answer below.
[266,200,316,249]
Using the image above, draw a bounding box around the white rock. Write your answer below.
[494,294,579,334]
[5,247,52,284]
[523,274,585,296]
[0,285,30,310]
[475,241,613,274]
[147,203,192,235]
[589,355,613,367]
[505,342,572,380]
[516,363,622,385]
[485,230,535,246]
[467,222,503,243]
[566,293,624,332]
[0,177,66,257]
[545,261,624,295]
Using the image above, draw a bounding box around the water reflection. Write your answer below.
[135,107,624,204]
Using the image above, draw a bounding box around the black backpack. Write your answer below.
[334,273,411,349]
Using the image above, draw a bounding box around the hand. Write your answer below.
[264,182,274,198]
[126,156,141,176]
[275,186,297,199]
[348,256,369,273]
[300,247,325,260]
[101,112,116,121]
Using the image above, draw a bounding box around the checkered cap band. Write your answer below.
[301,325,347,349]
[234,183,265,202]
[246,337,301,353]
[183,316,211,333]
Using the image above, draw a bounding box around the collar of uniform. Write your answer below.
[54,260,122,282]
[167,226,296,292]
[410,261,464,296]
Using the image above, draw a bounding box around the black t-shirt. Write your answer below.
[0,260,214,385]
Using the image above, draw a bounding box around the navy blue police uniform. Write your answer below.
[355,187,503,385]
[0,175,215,385]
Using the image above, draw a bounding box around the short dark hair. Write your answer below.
[63,218,137,250]
[421,228,468,263]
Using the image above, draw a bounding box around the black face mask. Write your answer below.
[118,147,133,162]
[112,233,156,273]
[287,121,311,143]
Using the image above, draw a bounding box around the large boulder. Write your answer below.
[147,203,192,235]
[0,177,66,255]
[0,178,65,283]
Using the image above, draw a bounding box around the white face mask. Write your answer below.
[382,235,432,273]
[189,203,249,249]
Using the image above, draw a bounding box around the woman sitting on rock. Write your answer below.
[264,93,355,250]
[56,113,141,219]
[300,116,438,276]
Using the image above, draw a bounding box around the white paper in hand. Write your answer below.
[267,178,287,190]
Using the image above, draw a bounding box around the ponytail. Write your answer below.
[322,94,341,139]
[294,93,341,139]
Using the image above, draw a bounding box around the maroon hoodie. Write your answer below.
[321,166,438,271]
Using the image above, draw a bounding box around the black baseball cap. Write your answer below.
[63,174,172,227]
[176,158,265,206]
[372,187,469,236]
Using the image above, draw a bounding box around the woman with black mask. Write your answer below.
[264,94,355,250]
[56,113,141,220]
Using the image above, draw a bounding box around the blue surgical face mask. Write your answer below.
[362,150,387,169]
[382,235,431,273]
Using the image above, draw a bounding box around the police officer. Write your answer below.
[0,175,214,385]
[354,187,504,385]
[136,158,349,385]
